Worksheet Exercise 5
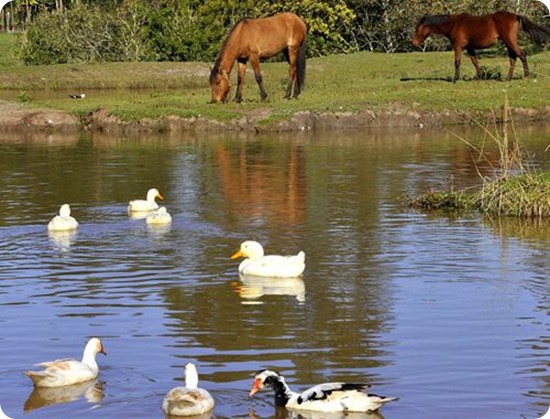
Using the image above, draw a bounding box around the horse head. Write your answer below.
[412,16,431,47]
[412,15,450,47]
[209,67,231,104]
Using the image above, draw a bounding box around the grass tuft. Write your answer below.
[408,98,550,218]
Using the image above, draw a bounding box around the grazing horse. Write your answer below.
[209,12,307,103]
[412,11,550,81]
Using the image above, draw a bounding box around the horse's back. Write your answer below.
[238,12,306,55]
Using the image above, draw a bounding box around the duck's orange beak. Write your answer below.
[249,378,262,397]
[231,249,245,259]
[157,193,164,201]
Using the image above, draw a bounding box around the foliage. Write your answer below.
[12,0,550,65]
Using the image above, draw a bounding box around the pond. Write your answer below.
[0,124,548,419]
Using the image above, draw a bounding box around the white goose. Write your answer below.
[25,337,107,388]
[146,206,172,225]
[162,363,215,417]
[230,241,305,278]
[128,188,163,212]
[47,204,78,232]
[249,370,398,413]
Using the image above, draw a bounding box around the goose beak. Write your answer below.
[249,379,262,397]
[231,249,245,259]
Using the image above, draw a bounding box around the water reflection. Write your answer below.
[23,379,104,412]
[166,412,213,419]
[213,141,307,226]
[248,407,385,419]
[234,274,306,304]
[48,229,77,252]
[147,223,173,237]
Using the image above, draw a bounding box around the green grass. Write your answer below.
[0,32,19,67]
[1,31,550,123]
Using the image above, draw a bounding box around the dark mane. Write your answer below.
[418,14,450,27]
[209,18,249,82]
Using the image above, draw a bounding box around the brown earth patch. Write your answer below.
[1,101,549,134]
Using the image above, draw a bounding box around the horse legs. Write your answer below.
[283,46,300,99]
[466,48,483,79]
[505,47,528,80]
[249,54,268,101]
[453,46,463,82]
[235,60,247,103]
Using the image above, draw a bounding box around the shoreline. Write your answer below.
[1,101,549,134]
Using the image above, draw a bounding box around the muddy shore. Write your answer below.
[1,101,549,133]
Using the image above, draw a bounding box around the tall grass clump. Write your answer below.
[409,98,550,218]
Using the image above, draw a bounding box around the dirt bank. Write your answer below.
[1,101,549,133]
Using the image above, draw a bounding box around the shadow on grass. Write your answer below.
[400,76,454,82]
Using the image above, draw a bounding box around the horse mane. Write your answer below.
[210,18,250,82]
[418,14,450,27]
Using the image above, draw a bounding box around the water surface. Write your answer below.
[0,125,548,419]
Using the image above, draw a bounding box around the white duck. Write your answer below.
[128,188,163,212]
[249,370,398,413]
[230,241,305,278]
[162,362,215,417]
[25,337,107,388]
[146,206,172,225]
[47,204,78,232]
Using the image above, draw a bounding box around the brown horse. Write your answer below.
[209,12,307,103]
[412,11,550,82]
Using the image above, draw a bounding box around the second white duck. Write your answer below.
[249,369,398,413]
[162,362,215,416]
[24,337,107,388]
[128,188,163,212]
[146,207,172,225]
[47,204,78,232]
[231,241,305,278]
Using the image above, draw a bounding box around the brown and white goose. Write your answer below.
[162,363,215,416]
[249,369,398,413]
[25,337,107,388]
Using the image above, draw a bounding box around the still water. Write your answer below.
[0,125,548,419]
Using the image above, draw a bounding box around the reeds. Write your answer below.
[408,97,550,218]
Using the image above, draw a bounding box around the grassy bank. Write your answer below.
[0,32,550,124]
[408,109,550,218]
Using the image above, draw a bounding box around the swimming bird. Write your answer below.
[47,204,79,232]
[230,241,305,277]
[128,188,163,212]
[25,337,107,388]
[69,93,86,99]
[249,369,398,413]
[145,206,172,225]
[162,363,215,417]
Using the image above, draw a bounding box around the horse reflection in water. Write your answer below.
[412,11,550,81]
[210,12,307,103]
[24,380,104,412]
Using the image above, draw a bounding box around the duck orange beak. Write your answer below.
[249,378,263,397]
[157,193,164,200]
[231,249,245,259]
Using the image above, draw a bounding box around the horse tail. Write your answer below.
[518,15,550,46]
[296,37,307,91]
